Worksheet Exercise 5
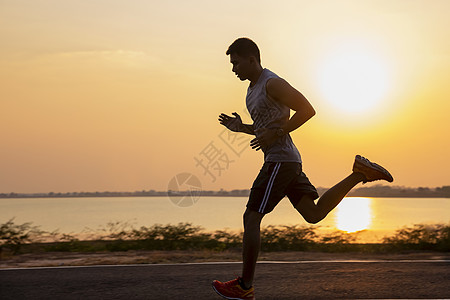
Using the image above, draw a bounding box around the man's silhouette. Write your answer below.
[212,37,393,300]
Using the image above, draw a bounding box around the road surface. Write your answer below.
[1,260,449,299]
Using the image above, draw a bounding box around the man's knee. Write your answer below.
[301,213,322,224]
[243,208,264,229]
[294,195,324,224]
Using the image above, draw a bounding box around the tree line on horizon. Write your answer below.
[0,185,449,198]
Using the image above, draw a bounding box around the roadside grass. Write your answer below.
[1,219,449,257]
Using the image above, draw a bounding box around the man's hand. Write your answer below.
[250,128,278,151]
[218,112,243,132]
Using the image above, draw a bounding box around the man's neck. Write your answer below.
[249,67,264,87]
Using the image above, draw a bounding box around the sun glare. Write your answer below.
[317,43,390,115]
[335,197,372,233]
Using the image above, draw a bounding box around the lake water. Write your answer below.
[1,197,448,242]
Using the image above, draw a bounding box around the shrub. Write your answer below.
[383,224,450,251]
[0,218,43,254]
[261,225,317,251]
[2,219,449,255]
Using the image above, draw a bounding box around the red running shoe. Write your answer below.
[212,277,255,300]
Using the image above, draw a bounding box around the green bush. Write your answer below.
[1,220,449,255]
[261,225,317,251]
[0,218,43,254]
[383,224,450,251]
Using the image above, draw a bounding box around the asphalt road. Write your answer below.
[1,260,449,299]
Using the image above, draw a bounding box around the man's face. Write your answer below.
[229,53,252,81]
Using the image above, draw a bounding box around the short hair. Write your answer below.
[226,37,261,63]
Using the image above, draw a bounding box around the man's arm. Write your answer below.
[219,112,255,135]
[250,78,315,150]
[240,123,255,135]
[267,78,316,133]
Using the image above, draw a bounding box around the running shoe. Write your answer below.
[353,155,394,183]
[212,277,255,300]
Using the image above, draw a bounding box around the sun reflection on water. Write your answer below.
[335,197,372,232]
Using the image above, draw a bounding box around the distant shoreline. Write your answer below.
[1,185,449,198]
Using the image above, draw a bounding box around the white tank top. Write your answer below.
[246,69,302,163]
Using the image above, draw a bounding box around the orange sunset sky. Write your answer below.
[1,0,449,193]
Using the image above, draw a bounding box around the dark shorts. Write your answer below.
[247,162,319,214]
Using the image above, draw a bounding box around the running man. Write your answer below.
[212,37,393,300]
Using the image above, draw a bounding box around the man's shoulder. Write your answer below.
[264,68,280,79]
[266,76,289,92]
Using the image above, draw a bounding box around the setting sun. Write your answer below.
[317,43,390,115]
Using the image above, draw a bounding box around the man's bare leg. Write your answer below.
[241,171,365,287]
[240,172,364,289]
[296,155,394,223]
[241,208,264,289]
[295,172,365,223]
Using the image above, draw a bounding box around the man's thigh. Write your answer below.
[286,170,319,206]
[247,162,299,214]
[292,194,319,223]
[286,170,319,222]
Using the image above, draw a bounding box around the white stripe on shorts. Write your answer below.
[258,162,281,213]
